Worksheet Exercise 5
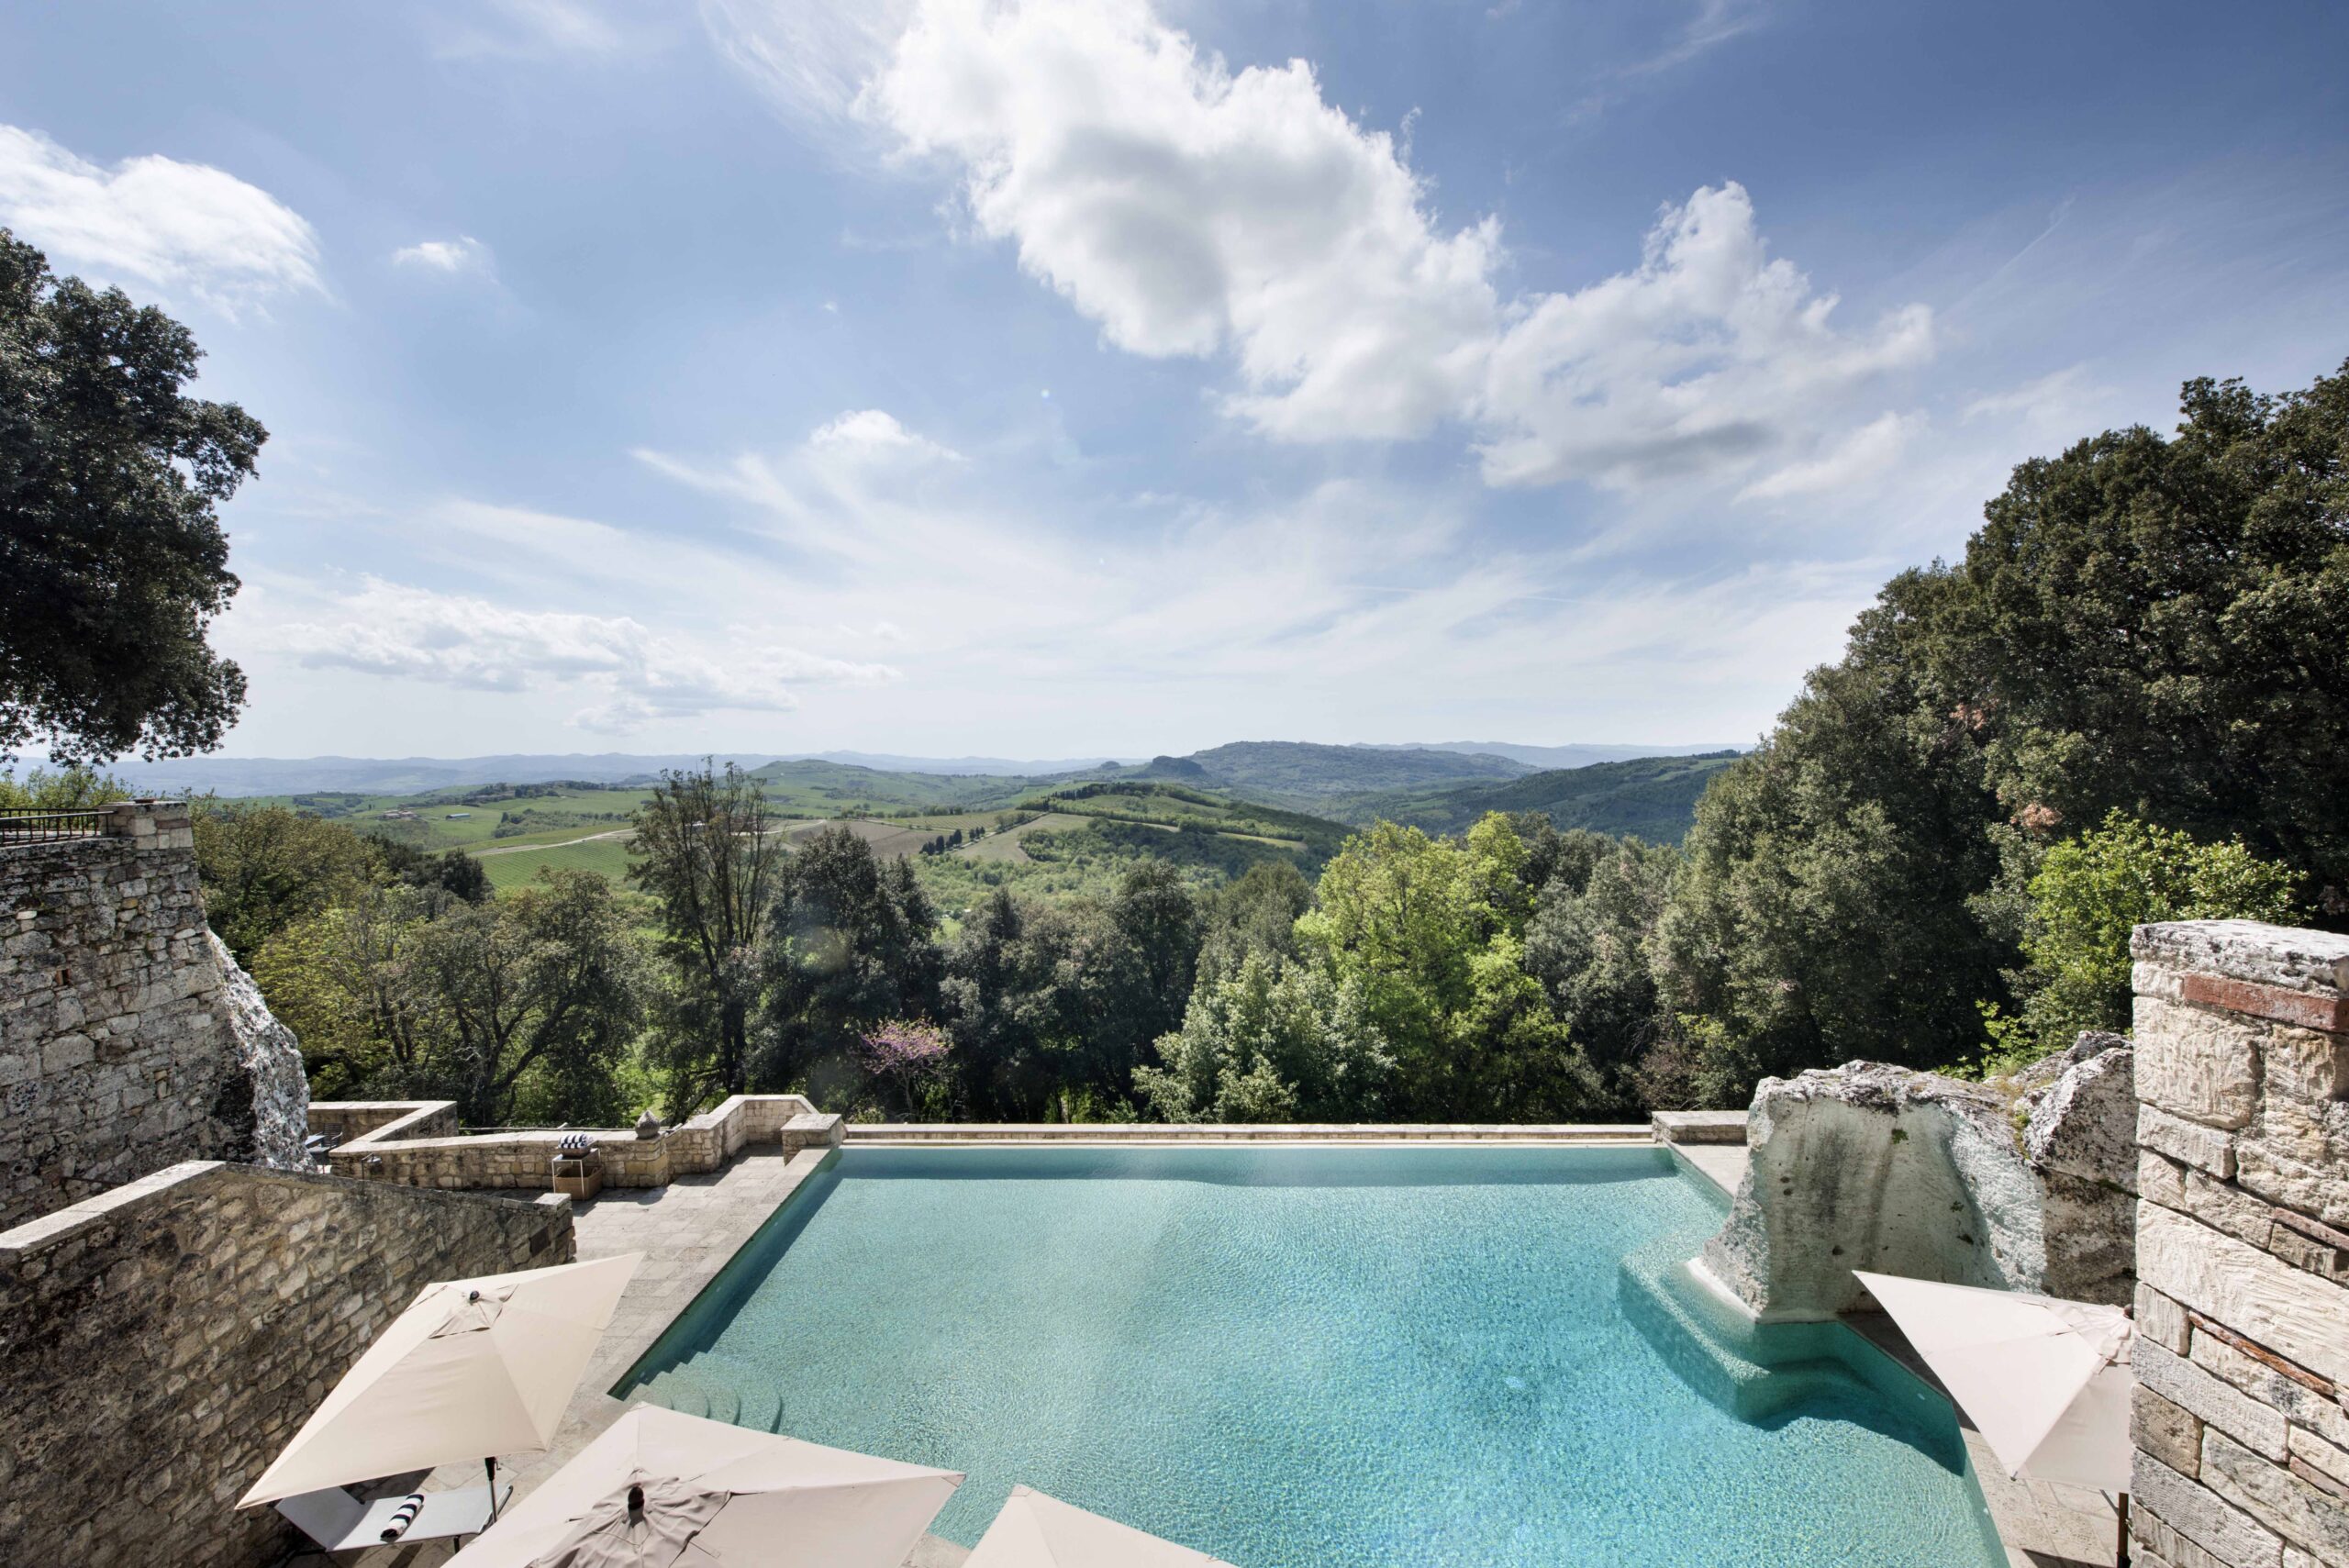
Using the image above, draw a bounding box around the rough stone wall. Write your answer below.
[1701,1041,2138,1319]
[0,1161,573,1568]
[2129,920,2349,1568]
[0,803,306,1230]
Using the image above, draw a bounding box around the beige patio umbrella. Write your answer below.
[443,1404,963,1568]
[964,1486,1235,1568]
[239,1252,640,1507]
[1854,1271,2135,1562]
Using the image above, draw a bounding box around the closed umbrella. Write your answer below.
[239,1252,640,1508]
[445,1404,964,1568]
[1854,1271,2135,1562]
[964,1486,1234,1568]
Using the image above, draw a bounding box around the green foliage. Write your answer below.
[629,762,785,1110]
[254,870,646,1126]
[1652,359,2349,1105]
[0,764,131,810]
[194,801,387,963]
[1344,751,1739,840]
[2002,812,2300,1056]
[1292,813,1613,1120]
[1133,951,1392,1123]
[0,230,261,762]
[759,826,941,1103]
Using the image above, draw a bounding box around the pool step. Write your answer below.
[631,1351,793,1434]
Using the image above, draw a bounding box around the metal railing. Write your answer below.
[0,807,112,846]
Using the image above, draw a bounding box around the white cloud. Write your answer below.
[807,407,959,461]
[0,125,321,313]
[1738,410,1923,501]
[854,1,1932,490]
[391,235,495,276]
[268,579,897,735]
[871,0,1500,443]
[702,0,918,128]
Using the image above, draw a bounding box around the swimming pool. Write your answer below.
[615,1144,2007,1567]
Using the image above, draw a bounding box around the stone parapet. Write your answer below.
[1651,1109,1750,1144]
[2130,920,2349,1568]
[841,1121,1652,1142]
[0,1160,572,1568]
[317,1094,841,1190]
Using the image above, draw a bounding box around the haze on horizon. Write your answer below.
[3,0,2343,762]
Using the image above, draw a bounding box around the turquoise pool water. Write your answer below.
[616,1146,2007,1568]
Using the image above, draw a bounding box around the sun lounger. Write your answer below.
[276,1482,509,1554]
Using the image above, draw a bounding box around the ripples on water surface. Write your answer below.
[618,1145,2007,1568]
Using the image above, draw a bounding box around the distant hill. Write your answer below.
[1343,751,1742,841]
[1171,741,1533,808]
[115,752,783,798]
[1366,740,1746,770]
[772,750,1144,776]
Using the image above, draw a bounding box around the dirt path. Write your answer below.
[473,827,635,857]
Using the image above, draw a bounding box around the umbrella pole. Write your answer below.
[2115,1492,2129,1568]
[486,1456,500,1522]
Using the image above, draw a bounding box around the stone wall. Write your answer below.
[2130,919,2349,1568]
[319,1092,841,1189]
[1,802,306,1230]
[0,1160,573,1568]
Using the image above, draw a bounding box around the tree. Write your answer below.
[194,801,386,962]
[857,1019,953,1119]
[1923,368,2349,917]
[629,762,783,1110]
[1192,860,1315,984]
[406,870,646,1126]
[1297,814,1598,1120]
[1996,813,2300,1061]
[759,827,940,1099]
[1653,361,2349,1102]
[1134,951,1391,1123]
[1521,834,1677,1114]
[255,872,646,1125]
[0,230,261,762]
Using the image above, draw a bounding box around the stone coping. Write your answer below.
[1651,1109,1750,1144]
[0,1158,570,1261]
[315,1095,843,1192]
[842,1121,1652,1143]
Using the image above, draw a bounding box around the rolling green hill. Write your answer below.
[1343,751,1741,841]
[1172,740,1531,809]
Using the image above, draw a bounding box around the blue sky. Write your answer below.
[4,0,2344,761]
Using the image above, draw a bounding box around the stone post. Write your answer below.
[2129,920,2349,1568]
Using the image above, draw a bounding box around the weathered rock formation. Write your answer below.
[206,929,310,1171]
[1701,1038,2137,1319]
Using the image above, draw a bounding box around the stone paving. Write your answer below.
[310,1135,2111,1568]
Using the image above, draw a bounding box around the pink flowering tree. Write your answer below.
[856,1019,952,1118]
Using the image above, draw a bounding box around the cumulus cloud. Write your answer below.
[849,0,1930,492]
[871,0,1500,442]
[1738,410,1923,501]
[270,579,897,735]
[0,124,321,313]
[392,235,495,276]
[807,407,959,461]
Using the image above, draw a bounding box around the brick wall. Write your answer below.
[0,1161,573,1568]
[2130,920,2349,1568]
[0,803,265,1229]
